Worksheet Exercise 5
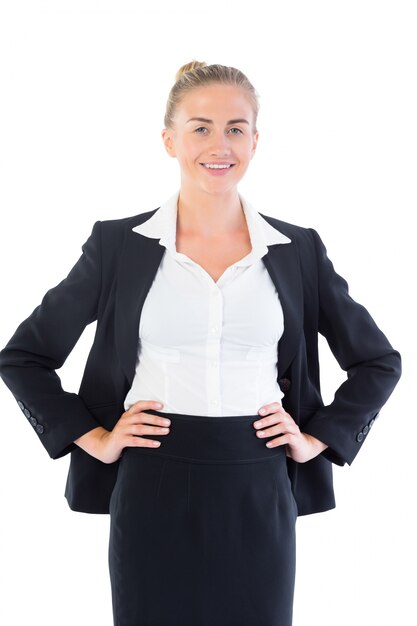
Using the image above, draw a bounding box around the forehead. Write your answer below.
[176,83,253,119]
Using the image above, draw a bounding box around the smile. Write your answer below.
[201,163,235,169]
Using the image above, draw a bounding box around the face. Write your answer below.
[161,83,259,195]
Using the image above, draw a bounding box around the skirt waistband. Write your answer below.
[130,409,287,464]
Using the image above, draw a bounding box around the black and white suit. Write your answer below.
[0,207,402,516]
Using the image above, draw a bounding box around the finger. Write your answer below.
[256,420,299,438]
[124,412,171,427]
[253,410,290,429]
[126,435,162,448]
[127,400,164,415]
[256,423,285,438]
[265,434,292,448]
[129,424,170,437]
[258,402,285,417]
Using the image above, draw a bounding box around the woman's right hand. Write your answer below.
[74,400,170,464]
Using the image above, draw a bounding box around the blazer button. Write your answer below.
[29,416,38,427]
[17,401,25,410]
[356,432,364,443]
[369,418,376,428]
[35,424,44,434]
[279,378,291,392]
[362,425,369,436]
[24,408,31,418]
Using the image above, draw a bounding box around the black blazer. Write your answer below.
[0,208,401,516]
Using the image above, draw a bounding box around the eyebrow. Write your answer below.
[186,117,250,125]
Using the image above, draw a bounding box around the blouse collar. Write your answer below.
[132,189,291,266]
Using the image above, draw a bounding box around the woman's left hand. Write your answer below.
[253,402,328,463]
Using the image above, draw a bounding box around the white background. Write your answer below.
[0,1,415,624]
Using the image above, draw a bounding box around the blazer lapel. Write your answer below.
[262,241,304,379]
[114,219,165,388]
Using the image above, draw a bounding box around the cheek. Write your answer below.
[175,141,199,165]
[183,139,201,159]
[241,140,256,157]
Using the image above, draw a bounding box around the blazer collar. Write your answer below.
[131,189,291,264]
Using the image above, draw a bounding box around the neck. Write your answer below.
[176,185,247,238]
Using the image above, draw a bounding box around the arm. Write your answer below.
[0,221,104,459]
[301,228,402,466]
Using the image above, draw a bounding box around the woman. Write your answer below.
[0,61,401,626]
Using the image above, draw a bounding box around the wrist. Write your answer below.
[305,432,328,454]
[74,426,109,456]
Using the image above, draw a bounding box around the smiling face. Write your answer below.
[161,83,259,196]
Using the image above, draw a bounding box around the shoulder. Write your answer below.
[102,207,159,228]
[259,212,323,254]
[91,207,160,245]
[98,207,159,232]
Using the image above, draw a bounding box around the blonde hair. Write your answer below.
[164,60,260,132]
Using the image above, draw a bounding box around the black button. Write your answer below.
[35,424,44,434]
[369,418,375,428]
[24,408,31,418]
[29,416,38,427]
[362,425,369,436]
[279,378,291,392]
[17,401,25,410]
[356,432,364,443]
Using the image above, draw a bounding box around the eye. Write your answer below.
[194,127,208,134]
[229,127,243,134]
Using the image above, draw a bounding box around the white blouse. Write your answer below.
[123,189,291,417]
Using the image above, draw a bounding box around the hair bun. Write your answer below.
[175,60,207,82]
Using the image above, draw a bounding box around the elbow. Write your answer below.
[352,348,402,381]
[384,348,402,383]
[0,347,13,381]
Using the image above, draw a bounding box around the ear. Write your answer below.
[250,131,259,159]
[161,128,177,158]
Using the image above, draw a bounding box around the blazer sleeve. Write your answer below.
[301,228,402,466]
[0,221,104,460]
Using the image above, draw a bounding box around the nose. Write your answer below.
[208,131,232,156]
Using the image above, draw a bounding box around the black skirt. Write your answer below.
[108,409,298,626]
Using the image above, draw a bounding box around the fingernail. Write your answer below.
[255,421,263,428]
[155,403,163,408]
[259,408,266,415]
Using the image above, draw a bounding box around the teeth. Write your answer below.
[204,163,231,169]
